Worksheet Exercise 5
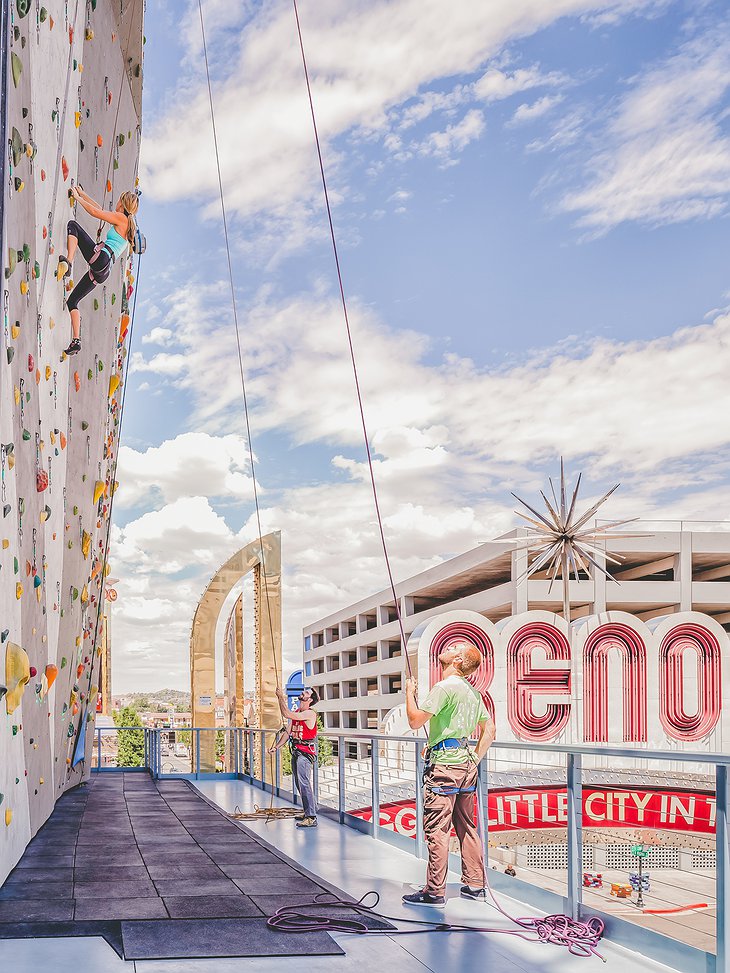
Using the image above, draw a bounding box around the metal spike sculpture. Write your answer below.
[511,460,641,622]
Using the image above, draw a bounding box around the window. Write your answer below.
[383,641,401,659]
[366,710,378,729]
[343,651,358,668]
[366,678,378,696]
[385,674,402,694]
[304,635,312,652]
[304,661,312,677]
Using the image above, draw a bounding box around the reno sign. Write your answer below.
[406,610,728,749]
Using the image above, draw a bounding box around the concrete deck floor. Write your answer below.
[0,778,688,972]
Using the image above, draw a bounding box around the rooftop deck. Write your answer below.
[0,775,677,973]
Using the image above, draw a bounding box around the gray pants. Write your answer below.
[292,748,317,817]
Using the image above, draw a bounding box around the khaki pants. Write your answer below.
[423,762,484,896]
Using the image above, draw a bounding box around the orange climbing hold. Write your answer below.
[60,432,67,449]
[97,134,103,147]
[74,371,80,392]
[119,314,130,341]
[45,664,58,690]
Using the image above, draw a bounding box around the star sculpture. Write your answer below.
[511,460,641,621]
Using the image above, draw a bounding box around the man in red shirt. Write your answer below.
[273,686,319,828]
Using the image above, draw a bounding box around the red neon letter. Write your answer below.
[507,623,571,741]
[583,624,647,743]
[659,624,721,741]
[430,622,494,721]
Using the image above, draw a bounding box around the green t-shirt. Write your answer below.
[421,675,490,765]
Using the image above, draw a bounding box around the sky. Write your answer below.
[110,0,730,693]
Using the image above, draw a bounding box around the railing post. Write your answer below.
[478,758,489,866]
[415,743,425,861]
[96,728,101,771]
[261,732,266,791]
[371,740,380,838]
[275,743,281,796]
[338,741,346,823]
[248,731,255,783]
[566,753,583,921]
[195,728,201,776]
[717,765,729,973]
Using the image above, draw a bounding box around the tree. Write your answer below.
[113,706,145,768]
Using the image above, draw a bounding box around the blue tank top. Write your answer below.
[105,224,129,259]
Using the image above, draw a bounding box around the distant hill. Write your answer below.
[117,689,192,713]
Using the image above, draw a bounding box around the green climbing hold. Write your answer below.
[33,260,40,279]
[61,657,67,668]
[71,587,78,601]
[98,360,104,372]
[111,293,116,304]
[13,558,18,574]
[11,52,22,88]
[22,244,30,262]
[87,368,92,380]
[16,0,30,17]
[118,134,125,146]
[40,6,47,22]
[5,247,17,278]
[11,127,23,166]
[22,429,30,441]
[7,348,15,364]
[113,158,119,171]
[81,421,89,430]
[93,299,99,310]
[73,505,78,515]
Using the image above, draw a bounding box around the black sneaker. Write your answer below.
[295,816,317,828]
[402,889,445,907]
[63,337,81,356]
[460,885,486,900]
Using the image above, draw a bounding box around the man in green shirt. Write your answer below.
[403,640,495,906]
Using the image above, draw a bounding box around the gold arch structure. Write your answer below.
[190,531,282,773]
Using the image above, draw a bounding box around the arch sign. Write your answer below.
[407,610,727,749]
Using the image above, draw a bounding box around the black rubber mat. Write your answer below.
[0,774,352,959]
[121,917,345,959]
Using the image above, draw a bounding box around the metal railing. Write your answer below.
[91,727,730,973]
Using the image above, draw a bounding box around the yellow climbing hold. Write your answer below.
[4,809,11,827]
[93,480,105,504]
[5,642,30,714]
[14,386,20,405]
[81,531,91,558]
[81,585,89,604]
[15,582,22,600]
[20,280,28,295]
[45,365,52,381]
[11,323,20,339]
[109,374,120,397]
[1,539,8,549]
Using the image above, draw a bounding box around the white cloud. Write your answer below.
[142,0,661,244]
[141,327,174,346]
[511,93,564,124]
[414,109,486,166]
[559,26,730,232]
[115,432,255,509]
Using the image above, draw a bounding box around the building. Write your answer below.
[303,526,730,754]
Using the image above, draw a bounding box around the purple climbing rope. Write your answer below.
[291,0,411,674]
[196,0,280,688]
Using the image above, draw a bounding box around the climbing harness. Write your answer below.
[422,739,478,796]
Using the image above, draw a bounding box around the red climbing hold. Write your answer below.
[27,354,34,372]
[36,470,48,493]
[40,169,46,181]
[62,157,69,180]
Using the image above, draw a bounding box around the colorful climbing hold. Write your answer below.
[5,642,30,713]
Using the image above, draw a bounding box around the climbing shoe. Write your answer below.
[63,337,81,356]
[460,885,487,901]
[56,256,71,280]
[402,889,445,907]
[295,816,317,828]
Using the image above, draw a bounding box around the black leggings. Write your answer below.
[66,220,112,312]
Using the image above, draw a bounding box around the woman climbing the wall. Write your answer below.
[57,186,139,356]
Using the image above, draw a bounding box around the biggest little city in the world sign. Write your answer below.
[407,609,728,748]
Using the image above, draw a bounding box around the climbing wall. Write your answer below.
[0,0,144,884]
